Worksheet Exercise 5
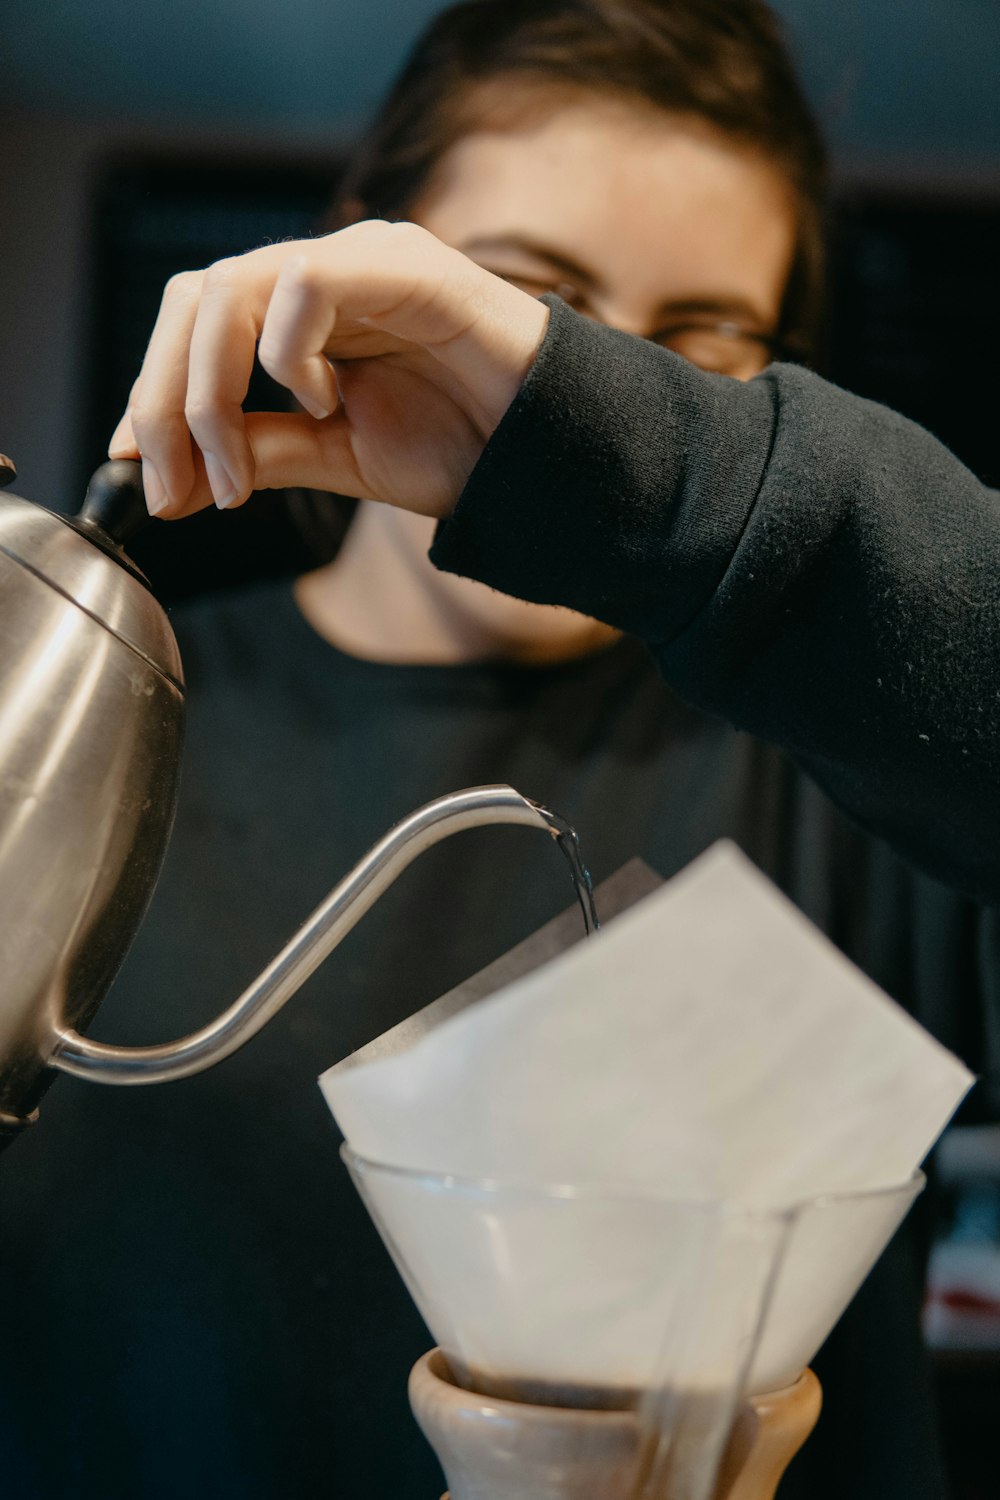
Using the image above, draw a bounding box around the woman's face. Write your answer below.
[360,93,798,661]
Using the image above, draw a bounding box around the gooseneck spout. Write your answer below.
[51,786,585,1086]
[0,460,599,1149]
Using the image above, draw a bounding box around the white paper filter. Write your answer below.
[322,842,972,1396]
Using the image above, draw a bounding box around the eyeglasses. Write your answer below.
[487,271,791,380]
[646,320,785,379]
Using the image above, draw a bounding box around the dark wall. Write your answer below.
[828,195,999,488]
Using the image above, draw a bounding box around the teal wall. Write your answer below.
[4,0,999,168]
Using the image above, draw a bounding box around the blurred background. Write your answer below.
[1,1,999,1494]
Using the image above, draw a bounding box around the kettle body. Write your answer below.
[0,482,184,1132]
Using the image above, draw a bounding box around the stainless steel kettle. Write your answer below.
[0,458,589,1151]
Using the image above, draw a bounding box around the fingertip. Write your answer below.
[141,459,170,516]
[109,414,140,460]
[297,393,332,422]
[215,496,248,512]
[202,451,245,510]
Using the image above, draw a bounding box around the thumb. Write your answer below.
[247,411,369,501]
[151,411,366,520]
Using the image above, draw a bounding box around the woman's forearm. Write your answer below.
[432,298,1000,901]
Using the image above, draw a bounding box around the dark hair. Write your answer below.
[294,0,828,557]
[336,0,828,357]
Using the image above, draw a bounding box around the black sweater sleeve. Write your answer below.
[430,297,1000,903]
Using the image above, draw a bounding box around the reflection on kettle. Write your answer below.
[0,459,591,1149]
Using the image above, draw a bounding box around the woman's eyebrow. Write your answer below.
[654,296,773,329]
[460,238,775,329]
[459,235,598,288]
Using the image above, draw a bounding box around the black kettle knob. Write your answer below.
[78,460,150,547]
[0,455,17,490]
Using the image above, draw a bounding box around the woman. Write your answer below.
[2,3,996,1498]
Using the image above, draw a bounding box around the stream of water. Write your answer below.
[529,801,601,937]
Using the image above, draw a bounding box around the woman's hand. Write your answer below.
[108,220,550,520]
